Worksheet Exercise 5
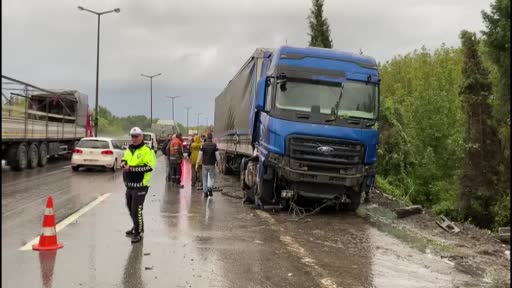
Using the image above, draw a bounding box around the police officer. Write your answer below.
[121,127,156,243]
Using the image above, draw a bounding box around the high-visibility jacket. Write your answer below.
[190,136,202,165]
[169,138,183,162]
[122,144,156,189]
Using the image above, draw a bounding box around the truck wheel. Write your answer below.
[223,159,233,175]
[255,177,274,209]
[72,166,79,172]
[240,158,250,190]
[346,190,362,212]
[8,143,28,171]
[38,142,48,167]
[27,143,39,169]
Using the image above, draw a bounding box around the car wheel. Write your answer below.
[111,159,117,172]
[72,166,79,172]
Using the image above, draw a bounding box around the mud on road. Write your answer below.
[217,174,511,287]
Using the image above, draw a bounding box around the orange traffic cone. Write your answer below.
[33,196,63,251]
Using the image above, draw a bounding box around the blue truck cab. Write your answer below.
[214,46,380,211]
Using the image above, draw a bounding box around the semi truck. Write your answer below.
[151,119,179,149]
[214,46,380,211]
[1,75,92,171]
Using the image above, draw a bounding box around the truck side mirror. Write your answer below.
[255,78,267,111]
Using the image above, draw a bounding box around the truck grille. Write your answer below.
[287,135,364,165]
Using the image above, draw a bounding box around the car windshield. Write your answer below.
[76,139,110,149]
[275,79,378,119]
[144,134,152,141]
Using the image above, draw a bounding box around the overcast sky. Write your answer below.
[2,0,492,126]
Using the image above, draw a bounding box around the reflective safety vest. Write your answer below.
[122,144,156,188]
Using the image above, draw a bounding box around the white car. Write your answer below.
[144,133,158,153]
[71,137,124,172]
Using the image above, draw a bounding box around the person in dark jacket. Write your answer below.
[121,127,156,244]
[161,134,172,182]
[196,133,220,198]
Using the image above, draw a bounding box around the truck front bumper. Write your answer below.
[266,153,374,188]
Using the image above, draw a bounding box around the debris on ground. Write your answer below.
[497,227,510,243]
[436,215,460,233]
[393,205,423,218]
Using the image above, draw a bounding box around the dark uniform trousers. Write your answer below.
[126,187,149,235]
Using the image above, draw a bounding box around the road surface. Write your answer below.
[2,156,487,287]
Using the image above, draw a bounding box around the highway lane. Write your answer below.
[1,156,485,287]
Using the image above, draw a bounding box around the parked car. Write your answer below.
[144,133,158,153]
[71,137,124,172]
[183,139,191,155]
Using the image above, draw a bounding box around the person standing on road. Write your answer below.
[161,134,172,182]
[190,135,203,188]
[196,133,220,198]
[169,132,184,188]
[121,127,156,244]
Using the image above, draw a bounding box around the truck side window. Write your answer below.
[265,78,273,112]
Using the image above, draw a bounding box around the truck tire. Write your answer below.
[255,177,274,209]
[8,143,28,171]
[346,190,362,212]
[223,156,233,175]
[27,143,39,169]
[240,158,250,190]
[38,142,48,167]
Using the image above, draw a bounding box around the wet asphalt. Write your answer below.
[2,156,485,288]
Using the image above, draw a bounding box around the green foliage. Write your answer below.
[91,106,171,137]
[481,0,510,230]
[307,0,333,48]
[459,30,501,228]
[378,45,465,211]
[481,0,511,121]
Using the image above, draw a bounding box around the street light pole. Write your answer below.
[165,96,180,122]
[141,73,162,125]
[185,106,191,136]
[196,112,202,129]
[78,5,120,137]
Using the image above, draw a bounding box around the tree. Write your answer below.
[481,0,510,120]
[459,30,501,228]
[307,0,333,48]
[481,0,510,228]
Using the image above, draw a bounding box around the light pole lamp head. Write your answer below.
[114,8,121,13]
[78,6,85,11]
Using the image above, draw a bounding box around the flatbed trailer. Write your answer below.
[1,75,91,171]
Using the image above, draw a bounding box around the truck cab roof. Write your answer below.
[275,46,377,69]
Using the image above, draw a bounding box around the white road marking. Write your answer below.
[19,193,111,251]
[62,165,71,169]
[255,210,337,288]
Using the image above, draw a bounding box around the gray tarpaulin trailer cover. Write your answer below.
[214,48,271,138]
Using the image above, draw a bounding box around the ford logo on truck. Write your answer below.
[317,146,334,154]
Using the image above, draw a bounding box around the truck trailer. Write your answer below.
[214,46,380,211]
[151,119,179,149]
[1,76,91,171]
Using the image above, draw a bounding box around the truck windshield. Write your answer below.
[275,79,378,119]
[144,134,152,141]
